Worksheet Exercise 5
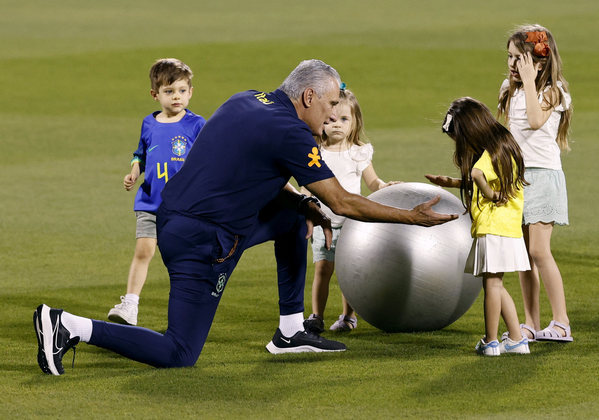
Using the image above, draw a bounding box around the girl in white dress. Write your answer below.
[303,87,399,333]
[498,24,573,342]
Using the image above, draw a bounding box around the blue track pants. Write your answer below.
[88,202,307,367]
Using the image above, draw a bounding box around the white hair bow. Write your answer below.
[442,114,453,132]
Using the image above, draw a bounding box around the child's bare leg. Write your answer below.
[341,294,355,318]
[528,222,569,333]
[126,237,157,296]
[519,225,541,334]
[500,286,523,341]
[311,259,335,317]
[482,274,503,341]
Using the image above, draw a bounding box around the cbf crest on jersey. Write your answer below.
[171,135,188,157]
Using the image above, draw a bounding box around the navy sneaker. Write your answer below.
[33,304,80,375]
[303,314,325,334]
[266,328,346,354]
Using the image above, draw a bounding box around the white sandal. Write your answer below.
[329,314,357,332]
[501,323,537,343]
[536,320,573,342]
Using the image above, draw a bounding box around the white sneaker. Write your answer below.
[107,297,138,326]
[475,338,500,356]
[499,336,530,354]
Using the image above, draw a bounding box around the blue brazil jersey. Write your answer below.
[161,89,334,235]
[132,110,205,212]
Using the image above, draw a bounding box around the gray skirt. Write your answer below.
[523,168,569,226]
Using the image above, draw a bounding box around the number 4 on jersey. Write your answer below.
[157,162,169,183]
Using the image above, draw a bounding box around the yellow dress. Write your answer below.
[470,151,524,238]
[465,150,530,275]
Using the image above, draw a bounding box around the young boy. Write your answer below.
[107,58,206,325]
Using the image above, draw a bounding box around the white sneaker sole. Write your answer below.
[107,309,137,326]
[502,346,530,354]
[39,304,60,376]
[479,350,500,356]
[265,341,345,354]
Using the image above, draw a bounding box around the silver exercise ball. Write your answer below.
[335,182,480,332]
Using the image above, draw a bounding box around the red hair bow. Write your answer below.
[525,31,550,57]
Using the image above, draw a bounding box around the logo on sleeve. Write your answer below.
[254,92,274,105]
[308,147,322,168]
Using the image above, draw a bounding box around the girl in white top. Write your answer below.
[498,24,573,342]
[302,87,399,333]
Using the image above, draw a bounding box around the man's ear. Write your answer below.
[302,88,314,108]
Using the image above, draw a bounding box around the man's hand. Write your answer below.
[303,201,333,250]
[410,196,459,227]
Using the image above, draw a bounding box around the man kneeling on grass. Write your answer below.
[33,59,456,375]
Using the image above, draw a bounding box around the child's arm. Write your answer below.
[471,168,506,205]
[124,162,141,191]
[362,164,400,192]
[425,174,461,189]
[517,52,556,129]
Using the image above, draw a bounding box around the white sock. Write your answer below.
[61,311,93,343]
[279,312,304,337]
[124,293,139,305]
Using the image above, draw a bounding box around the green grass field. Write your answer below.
[1,1,598,418]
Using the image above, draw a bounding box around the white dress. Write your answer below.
[319,143,373,228]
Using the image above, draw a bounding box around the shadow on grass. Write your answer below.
[407,341,570,402]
